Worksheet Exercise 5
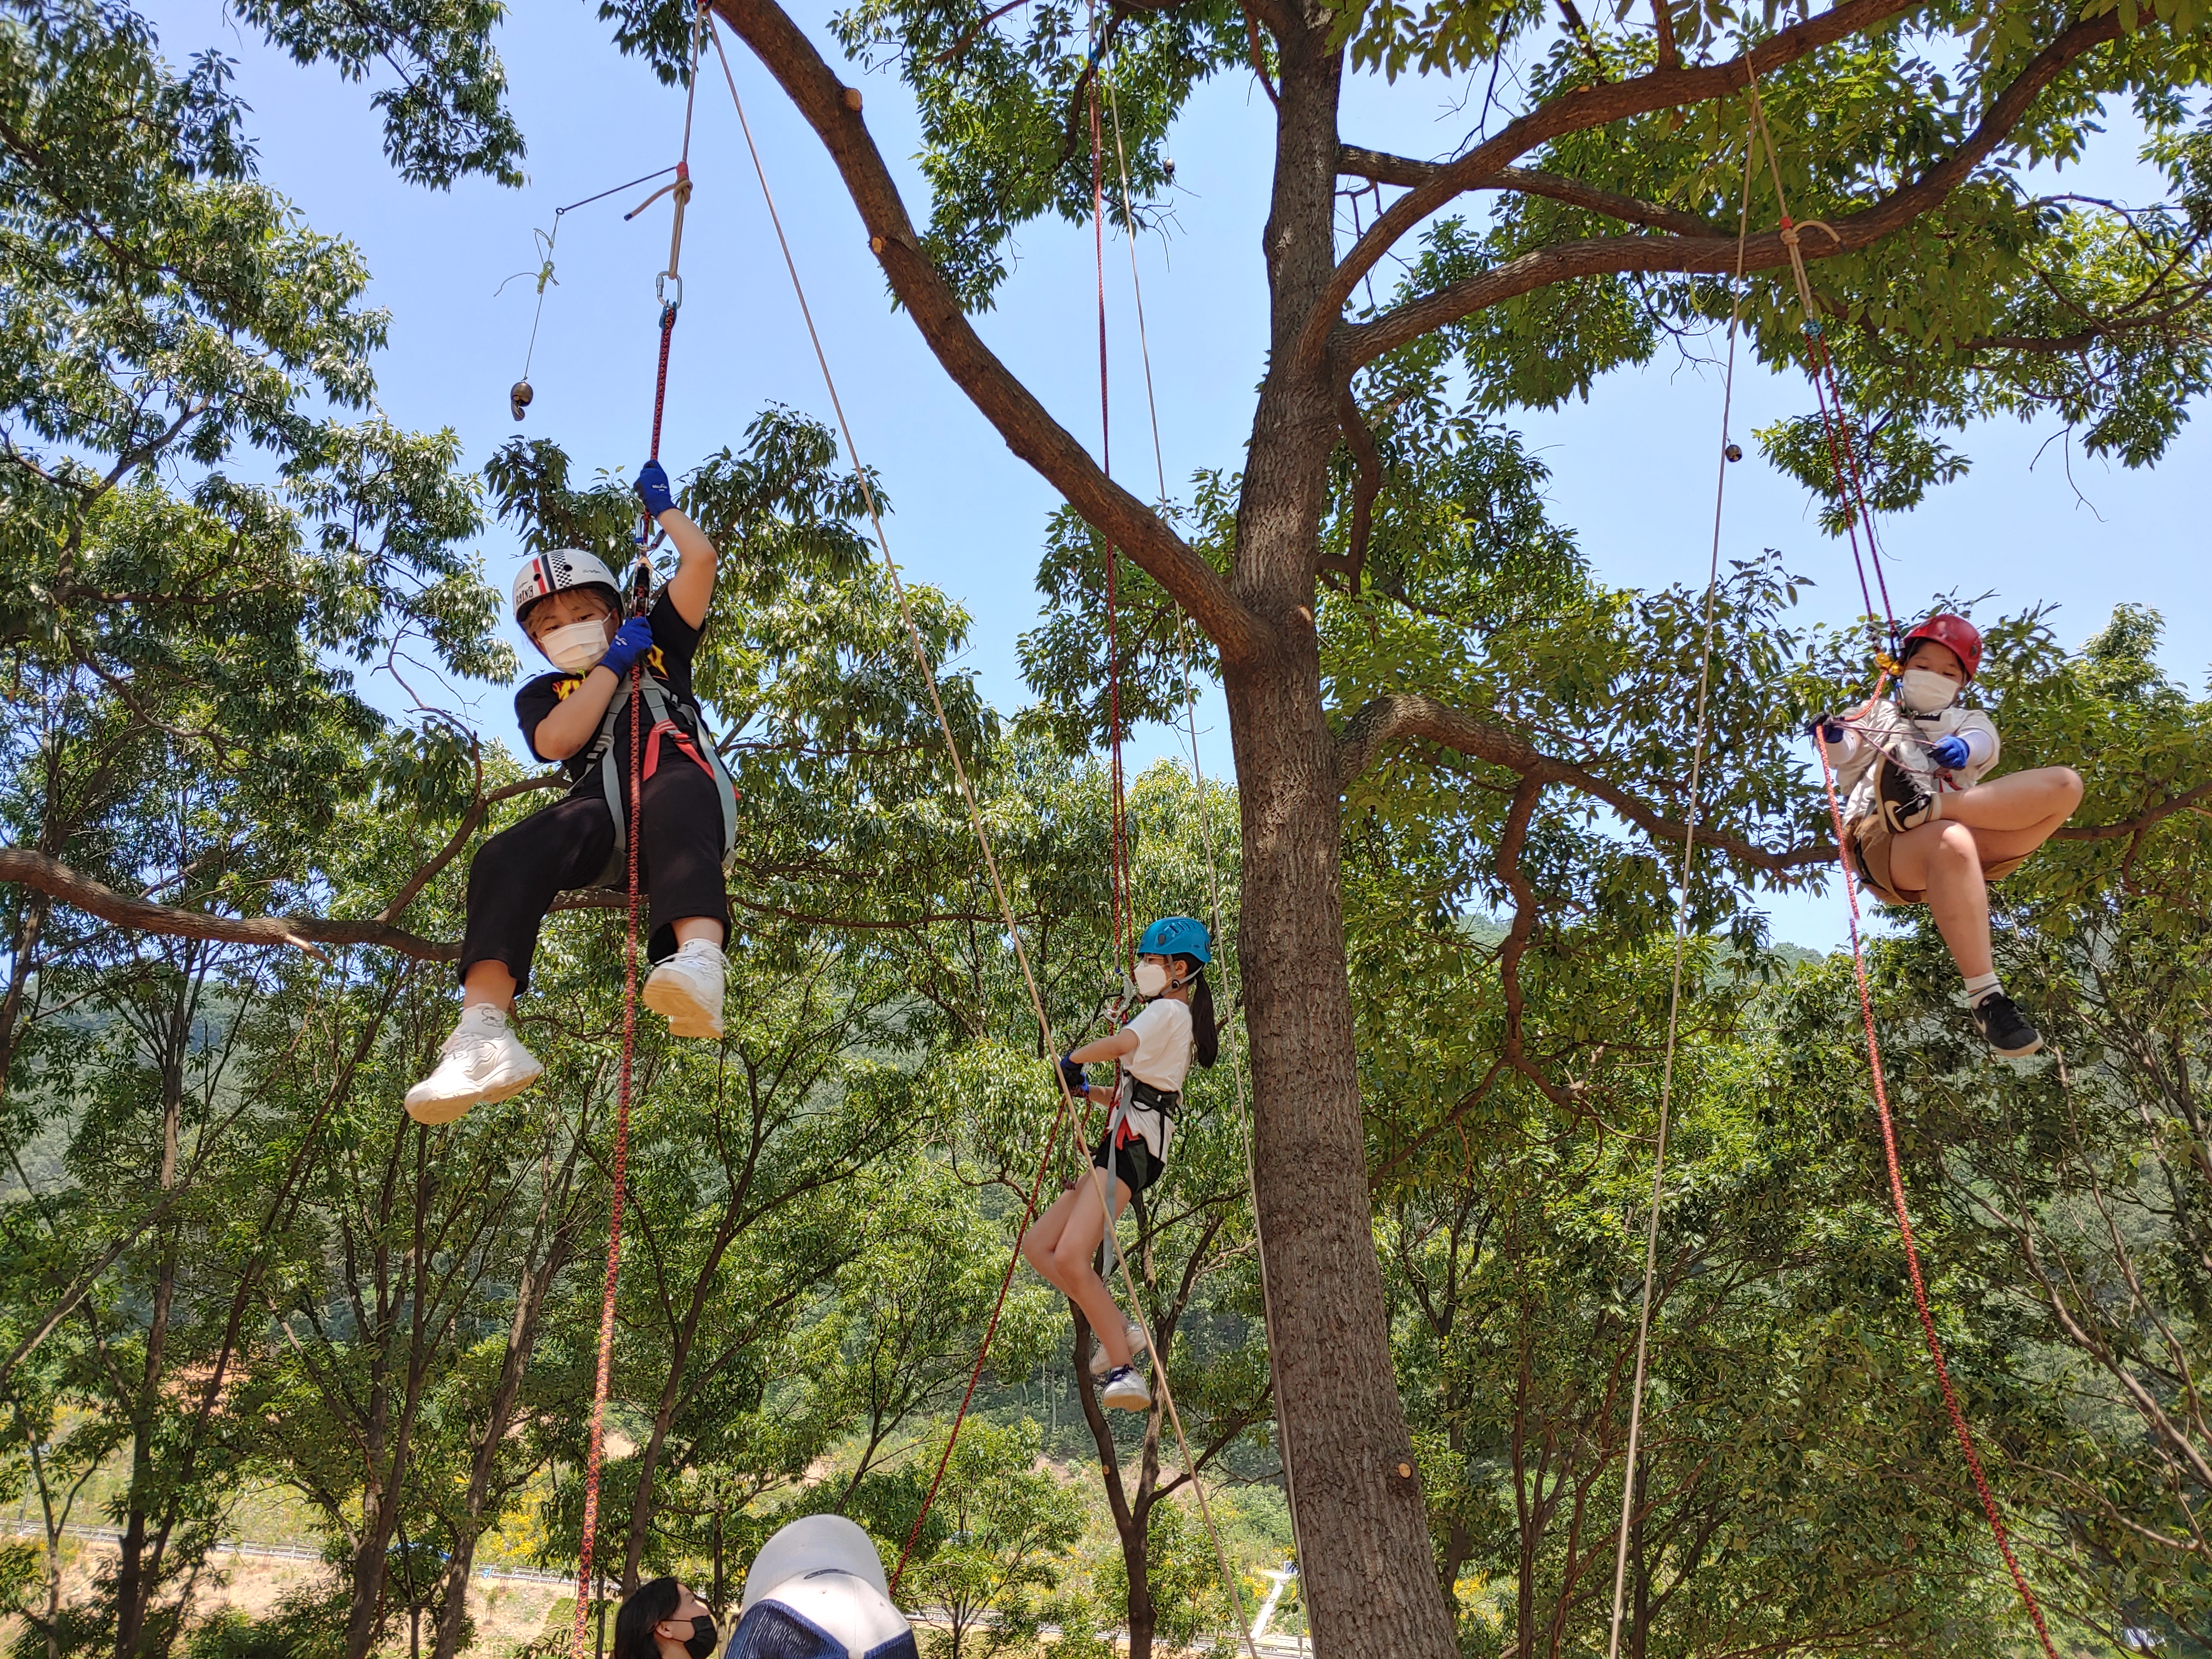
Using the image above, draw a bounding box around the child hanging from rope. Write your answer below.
[1816,613,2082,1058]
[1020,916,1219,1412]
[405,461,739,1124]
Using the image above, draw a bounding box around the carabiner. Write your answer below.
[657,271,683,317]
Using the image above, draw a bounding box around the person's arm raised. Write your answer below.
[637,459,716,629]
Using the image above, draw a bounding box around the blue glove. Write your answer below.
[1811,713,1847,745]
[1058,1055,1088,1097]
[599,615,656,678]
[1929,733,1972,770]
[635,459,676,520]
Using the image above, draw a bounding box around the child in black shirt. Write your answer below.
[405,462,737,1124]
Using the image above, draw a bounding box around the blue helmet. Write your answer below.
[1137,916,1211,964]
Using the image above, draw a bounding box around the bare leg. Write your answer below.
[1938,766,2083,849]
[462,959,517,1015]
[670,917,726,948]
[1887,821,1993,979]
[1019,1172,1135,1368]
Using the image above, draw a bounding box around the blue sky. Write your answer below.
[144,0,2208,948]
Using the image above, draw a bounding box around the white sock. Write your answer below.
[1962,971,2001,1007]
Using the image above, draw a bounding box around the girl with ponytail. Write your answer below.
[1019,916,1217,1415]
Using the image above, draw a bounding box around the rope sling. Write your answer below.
[1605,62,2059,1659]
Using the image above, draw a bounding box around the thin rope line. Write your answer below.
[1742,52,2058,1654]
[1602,119,1758,1659]
[704,37,1256,1645]
[1102,77,1168,512]
[1743,75,1897,655]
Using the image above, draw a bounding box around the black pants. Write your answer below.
[459,759,729,994]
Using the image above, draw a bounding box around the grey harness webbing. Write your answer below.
[581,675,737,887]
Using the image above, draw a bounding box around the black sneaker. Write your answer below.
[1877,760,1940,834]
[1972,994,2044,1058]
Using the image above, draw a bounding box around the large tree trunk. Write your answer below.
[1225,13,1458,1657]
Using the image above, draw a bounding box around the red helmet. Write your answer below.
[1899,613,1982,680]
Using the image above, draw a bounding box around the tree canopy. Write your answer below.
[1,0,2208,1654]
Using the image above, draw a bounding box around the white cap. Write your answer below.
[742,1515,888,1610]
[731,1515,912,1659]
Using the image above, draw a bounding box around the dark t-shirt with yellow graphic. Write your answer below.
[514,589,706,788]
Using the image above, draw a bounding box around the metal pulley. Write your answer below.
[1724,442,1742,462]
[510,379,534,422]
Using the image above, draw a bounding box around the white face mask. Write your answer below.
[1898,668,1961,714]
[1133,960,1170,998]
[539,618,611,674]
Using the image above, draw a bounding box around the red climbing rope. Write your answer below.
[569,663,646,1657]
[1816,741,2059,1657]
[1738,68,2056,1649]
[569,12,703,1646]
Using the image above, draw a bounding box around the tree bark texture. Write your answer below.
[1221,14,1459,1654]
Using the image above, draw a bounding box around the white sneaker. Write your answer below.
[1101,1365,1152,1412]
[642,938,726,1039]
[404,1006,543,1125]
[1088,1316,1149,1378]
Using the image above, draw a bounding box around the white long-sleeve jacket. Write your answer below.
[1825,696,2000,824]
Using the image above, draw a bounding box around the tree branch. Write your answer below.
[2050,778,2212,843]
[1338,146,1725,238]
[0,848,456,961]
[1337,694,1821,873]
[1325,383,1380,594]
[376,772,565,923]
[1337,12,2124,368]
[1301,0,2033,370]
[708,0,1275,669]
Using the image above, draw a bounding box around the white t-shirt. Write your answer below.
[1122,997,1194,1092]
[1111,997,1194,1165]
[1830,697,2000,825]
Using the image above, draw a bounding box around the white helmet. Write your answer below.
[510,548,622,626]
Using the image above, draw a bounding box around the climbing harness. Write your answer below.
[578,675,740,884]
[704,22,1256,1650]
[1602,118,1758,1659]
[568,8,707,1651]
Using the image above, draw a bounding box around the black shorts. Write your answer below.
[1090,1129,1163,1198]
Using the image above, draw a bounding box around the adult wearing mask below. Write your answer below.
[1814,613,2083,1058]
[611,1578,721,1659]
[722,1514,918,1659]
[404,460,740,1124]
